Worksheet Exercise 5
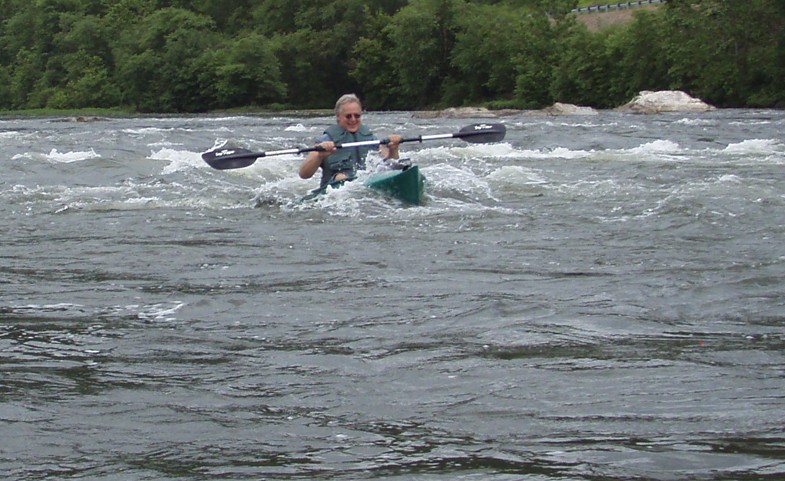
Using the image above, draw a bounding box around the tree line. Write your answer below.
[0,0,783,113]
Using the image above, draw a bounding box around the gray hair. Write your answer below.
[335,94,362,114]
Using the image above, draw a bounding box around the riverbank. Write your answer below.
[0,91,733,121]
[0,107,339,121]
[0,107,135,120]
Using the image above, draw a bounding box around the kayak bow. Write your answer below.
[364,165,425,205]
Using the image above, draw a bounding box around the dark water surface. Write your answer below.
[2,110,784,480]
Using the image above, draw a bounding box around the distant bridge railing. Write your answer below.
[572,0,665,14]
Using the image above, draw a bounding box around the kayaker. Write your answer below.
[299,93,402,190]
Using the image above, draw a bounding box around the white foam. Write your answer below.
[284,123,311,132]
[424,163,496,202]
[543,120,610,128]
[628,140,682,155]
[473,142,521,158]
[488,165,548,185]
[137,302,186,322]
[0,130,31,140]
[674,118,714,126]
[723,139,783,155]
[46,148,100,163]
[716,174,743,184]
[511,147,594,160]
[122,127,171,135]
[150,148,206,174]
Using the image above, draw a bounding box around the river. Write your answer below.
[2,109,784,480]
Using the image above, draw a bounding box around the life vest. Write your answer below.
[319,124,376,188]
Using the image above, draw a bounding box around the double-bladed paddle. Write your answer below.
[201,123,506,170]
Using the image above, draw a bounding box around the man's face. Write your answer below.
[337,101,362,133]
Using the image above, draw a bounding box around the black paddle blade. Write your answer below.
[202,147,260,170]
[457,123,506,143]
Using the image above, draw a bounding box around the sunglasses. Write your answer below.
[343,113,362,120]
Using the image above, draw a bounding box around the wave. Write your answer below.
[11,148,101,163]
[674,117,716,126]
[0,130,36,140]
[488,165,548,185]
[150,147,208,174]
[722,138,784,155]
[3,300,186,323]
[627,139,682,155]
[283,123,313,132]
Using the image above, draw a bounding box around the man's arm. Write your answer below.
[299,140,335,179]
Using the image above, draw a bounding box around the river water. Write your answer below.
[2,110,784,480]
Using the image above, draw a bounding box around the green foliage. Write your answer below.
[7,49,44,109]
[208,33,286,108]
[604,10,669,102]
[250,0,301,36]
[0,0,783,112]
[114,7,219,111]
[663,0,785,107]
[253,0,387,108]
[349,15,403,110]
[512,10,559,108]
[550,22,614,107]
[450,3,524,104]
[0,66,12,107]
[384,0,465,108]
[47,52,120,108]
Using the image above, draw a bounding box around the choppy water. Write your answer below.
[2,110,784,480]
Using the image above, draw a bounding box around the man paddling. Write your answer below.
[299,93,402,190]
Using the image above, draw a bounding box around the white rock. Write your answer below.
[543,102,598,115]
[617,90,715,113]
[439,107,497,118]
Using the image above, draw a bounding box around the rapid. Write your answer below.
[2,110,784,480]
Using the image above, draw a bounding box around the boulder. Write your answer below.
[616,90,715,113]
[542,102,598,116]
[413,107,503,118]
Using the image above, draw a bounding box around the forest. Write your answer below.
[1,0,784,113]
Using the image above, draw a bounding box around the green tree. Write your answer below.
[7,49,44,108]
[44,50,118,108]
[114,7,219,111]
[103,0,158,25]
[2,0,784,111]
[41,13,119,108]
[384,0,465,108]
[604,9,669,104]
[449,3,525,105]
[258,0,384,107]
[1,2,53,107]
[207,33,286,108]
[0,65,12,108]
[550,20,619,107]
[194,0,253,31]
[250,0,300,35]
[662,0,785,106]
[512,11,559,108]
[747,1,785,106]
[349,11,402,109]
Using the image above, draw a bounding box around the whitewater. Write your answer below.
[1,109,784,480]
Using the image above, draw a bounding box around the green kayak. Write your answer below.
[364,165,425,205]
[301,165,426,205]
